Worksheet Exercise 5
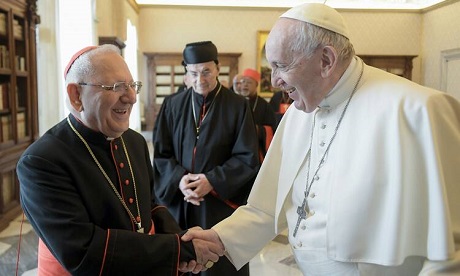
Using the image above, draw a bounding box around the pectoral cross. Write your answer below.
[293,194,310,237]
[136,222,144,233]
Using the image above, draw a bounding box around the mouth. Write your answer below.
[114,109,128,115]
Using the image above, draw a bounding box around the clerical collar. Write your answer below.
[319,56,361,109]
[68,114,119,145]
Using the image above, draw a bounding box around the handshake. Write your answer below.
[179,227,225,274]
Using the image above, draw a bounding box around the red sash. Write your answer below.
[259,125,274,162]
[38,239,71,276]
[37,221,155,275]
[210,190,239,209]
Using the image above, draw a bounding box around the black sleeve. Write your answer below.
[151,205,182,234]
[179,230,197,262]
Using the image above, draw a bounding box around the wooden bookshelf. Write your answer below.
[359,55,417,80]
[0,0,39,231]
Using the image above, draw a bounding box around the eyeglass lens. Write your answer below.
[113,82,142,93]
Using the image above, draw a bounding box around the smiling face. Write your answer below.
[266,19,329,113]
[78,51,137,138]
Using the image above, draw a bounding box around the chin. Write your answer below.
[292,101,312,113]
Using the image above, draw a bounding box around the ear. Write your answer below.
[320,46,338,78]
[67,83,83,112]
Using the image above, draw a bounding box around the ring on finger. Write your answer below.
[205,261,214,269]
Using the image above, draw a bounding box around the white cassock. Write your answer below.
[213,57,460,275]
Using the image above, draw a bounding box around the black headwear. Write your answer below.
[182,41,219,65]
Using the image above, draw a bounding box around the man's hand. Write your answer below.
[179,173,213,206]
[191,238,222,269]
[178,227,224,273]
[178,260,203,274]
[182,227,224,254]
[179,174,203,205]
[182,227,225,271]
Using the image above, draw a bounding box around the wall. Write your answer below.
[137,5,423,95]
[97,0,139,41]
[343,10,422,83]
[421,0,460,91]
[97,0,116,38]
[138,6,284,71]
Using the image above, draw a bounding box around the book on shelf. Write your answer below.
[0,115,11,142]
[20,57,25,71]
[13,19,23,39]
[0,13,5,35]
[17,111,26,138]
[0,45,9,69]
[15,56,26,71]
[0,83,9,110]
[2,171,14,205]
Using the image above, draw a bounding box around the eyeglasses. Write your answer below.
[79,81,142,94]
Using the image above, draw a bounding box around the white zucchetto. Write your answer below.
[281,3,350,39]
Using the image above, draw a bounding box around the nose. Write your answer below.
[121,86,137,104]
[196,74,207,84]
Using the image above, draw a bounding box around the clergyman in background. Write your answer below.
[239,68,277,161]
[153,41,260,276]
[230,73,243,94]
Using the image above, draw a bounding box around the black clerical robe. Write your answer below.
[18,114,193,276]
[153,85,260,276]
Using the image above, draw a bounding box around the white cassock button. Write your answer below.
[314,175,319,181]
[310,192,316,198]
[297,241,303,247]
[321,124,326,129]
[320,141,325,147]
[301,225,306,230]
[309,210,316,216]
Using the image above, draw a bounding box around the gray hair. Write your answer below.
[65,44,121,85]
[290,20,355,62]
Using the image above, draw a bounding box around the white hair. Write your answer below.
[65,44,121,85]
[290,20,355,62]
